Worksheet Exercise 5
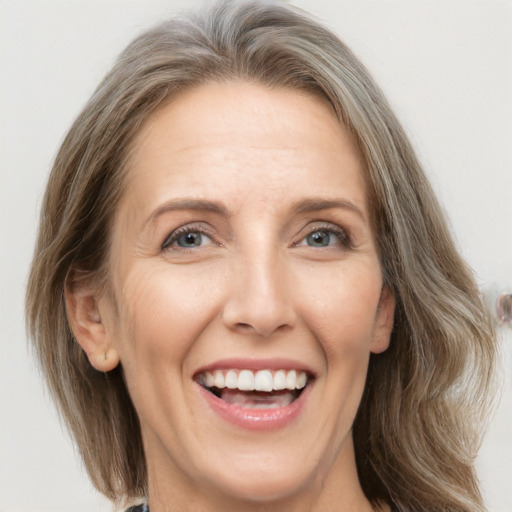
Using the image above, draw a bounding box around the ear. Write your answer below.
[370,285,395,354]
[65,273,120,372]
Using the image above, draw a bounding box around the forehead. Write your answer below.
[119,81,368,223]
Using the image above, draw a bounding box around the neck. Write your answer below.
[145,438,382,512]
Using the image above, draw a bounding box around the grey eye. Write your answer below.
[176,232,203,247]
[306,230,331,247]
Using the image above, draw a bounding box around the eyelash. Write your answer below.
[161,224,215,251]
[295,222,351,249]
[161,222,352,252]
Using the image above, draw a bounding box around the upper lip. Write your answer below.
[193,358,317,378]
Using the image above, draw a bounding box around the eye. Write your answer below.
[177,232,204,248]
[296,224,351,249]
[162,225,214,251]
[306,230,332,247]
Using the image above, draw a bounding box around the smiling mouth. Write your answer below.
[197,369,311,409]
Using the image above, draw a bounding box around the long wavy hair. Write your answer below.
[26,1,496,510]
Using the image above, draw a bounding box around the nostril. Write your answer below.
[232,321,292,338]
[231,322,260,335]
[221,276,297,336]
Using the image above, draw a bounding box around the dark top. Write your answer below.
[126,504,400,511]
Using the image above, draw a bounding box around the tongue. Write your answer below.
[219,389,296,409]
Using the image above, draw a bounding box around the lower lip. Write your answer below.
[198,384,312,431]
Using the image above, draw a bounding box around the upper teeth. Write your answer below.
[201,369,308,392]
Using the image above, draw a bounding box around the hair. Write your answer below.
[26,1,496,510]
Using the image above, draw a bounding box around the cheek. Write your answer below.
[113,262,225,370]
[294,261,382,359]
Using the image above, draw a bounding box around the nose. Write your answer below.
[222,250,297,338]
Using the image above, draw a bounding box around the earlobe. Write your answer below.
[370,286,395,354]
[88,347,121,373]
[65,275,120,372]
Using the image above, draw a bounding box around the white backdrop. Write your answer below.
[1,1,511,511]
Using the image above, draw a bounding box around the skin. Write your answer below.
[68,82,394,512]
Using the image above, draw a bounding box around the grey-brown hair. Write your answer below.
[26,1,496,510]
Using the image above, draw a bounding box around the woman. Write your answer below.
[26,1,496,511]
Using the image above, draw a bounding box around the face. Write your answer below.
[88,82,394,508]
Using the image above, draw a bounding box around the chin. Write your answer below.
[194,447,328,506]
[207,467,312,504]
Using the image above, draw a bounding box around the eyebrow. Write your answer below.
[145,199,230,227]
[290,198,366,221]
[145,196,365,227]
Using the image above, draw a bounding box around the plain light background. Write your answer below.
[1,1,511,511]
